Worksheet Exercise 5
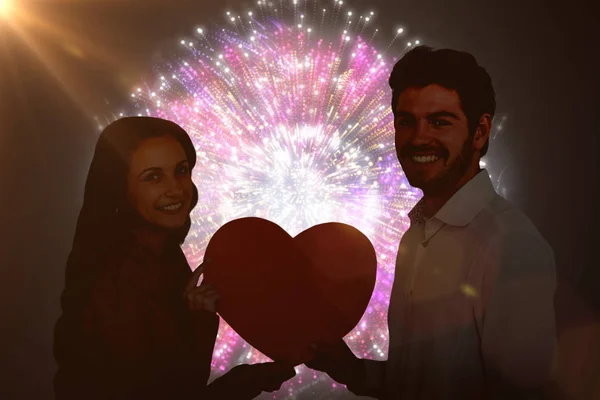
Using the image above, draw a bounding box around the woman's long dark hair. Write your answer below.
[79,117,197,246]
[66,116,198,288]
[54,117,198,393]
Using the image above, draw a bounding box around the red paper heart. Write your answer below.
[203,217,377,365]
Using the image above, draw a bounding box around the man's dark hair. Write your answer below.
[389,46,496,157]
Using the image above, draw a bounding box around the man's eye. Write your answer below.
[433,120,451,127]
[396,119,410,127]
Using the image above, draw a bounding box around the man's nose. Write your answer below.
[412,120,435,144]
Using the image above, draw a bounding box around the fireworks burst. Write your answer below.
[112,0,425,398]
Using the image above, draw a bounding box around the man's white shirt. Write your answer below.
[363,170,557,399]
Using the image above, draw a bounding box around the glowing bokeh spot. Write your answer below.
[460,283,479,298]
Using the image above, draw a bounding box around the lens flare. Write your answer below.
[0,0,12,19]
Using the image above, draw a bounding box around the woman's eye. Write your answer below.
[145,173,160,182]
[177,165,190,175]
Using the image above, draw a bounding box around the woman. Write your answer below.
[54,117,295,399]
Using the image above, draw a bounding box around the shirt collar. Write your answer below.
[408,200,427,226]
[408,170,498,227]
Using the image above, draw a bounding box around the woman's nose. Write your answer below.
[165,178,184,195]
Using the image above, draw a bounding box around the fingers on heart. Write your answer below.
[186,288,220,311]
[184,284,213,298]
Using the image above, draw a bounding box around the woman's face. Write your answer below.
[127,135,194,230]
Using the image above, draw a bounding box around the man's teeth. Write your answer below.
[412,155,440,164]
[160,202,183,211]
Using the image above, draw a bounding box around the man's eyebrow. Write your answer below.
[427,111,460,120]
[395,110,415,118]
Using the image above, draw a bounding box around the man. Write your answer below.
[307,46,557,399]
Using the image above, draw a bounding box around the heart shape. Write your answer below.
[203,217,377,365]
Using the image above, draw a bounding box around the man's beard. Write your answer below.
[399,136,475,196]
[421,138,475,196]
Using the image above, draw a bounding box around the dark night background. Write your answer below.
[0,0,598,398]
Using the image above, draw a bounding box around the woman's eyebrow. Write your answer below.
[138,167,161,177]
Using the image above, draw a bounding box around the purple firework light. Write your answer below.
[117,0,425,398]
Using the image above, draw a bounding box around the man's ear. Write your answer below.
[474,113,492,152]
